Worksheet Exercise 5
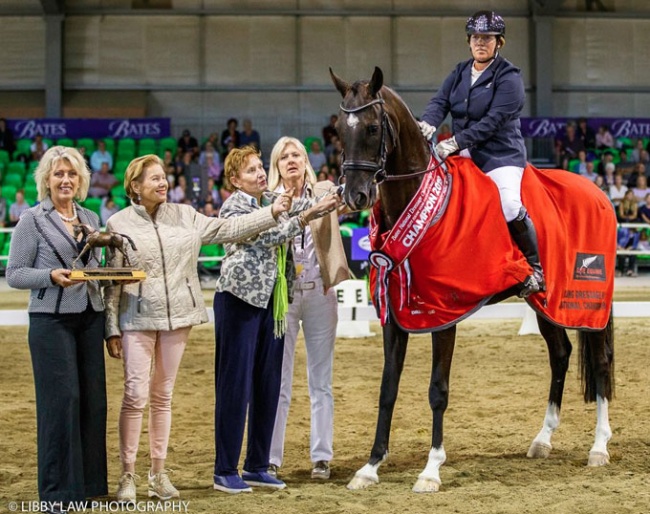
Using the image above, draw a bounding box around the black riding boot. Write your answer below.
[507,207,546,298]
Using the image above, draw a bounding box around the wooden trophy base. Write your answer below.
[70,268,147,281]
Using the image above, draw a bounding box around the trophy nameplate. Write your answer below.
[70,268,147,281]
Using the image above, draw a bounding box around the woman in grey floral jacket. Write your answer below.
[212,145,339,494]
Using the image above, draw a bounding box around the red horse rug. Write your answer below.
[369,157,617,332]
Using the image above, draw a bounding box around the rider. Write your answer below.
[417,10,545,297]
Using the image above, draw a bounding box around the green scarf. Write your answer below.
[273,243,289,338]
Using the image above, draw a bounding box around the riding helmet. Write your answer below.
[465,11,506,37]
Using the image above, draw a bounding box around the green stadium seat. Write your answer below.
[27,161,39,173]
[15,139,32,158]
[113,196,129,210]
[116,148,135,161]
[2,173,24,189]
[117,138,136,154]
[200,244,225,270]
[82,197,102,217]
[1,185,17,202]
[102,138,116,156]
[76,137,96,154]
[158,137,178,156]
[111,185,127,199]
[0,150,9,167]
[56,138,75,147]
[137,138,157,156]
[7,161,26,177]
[0,241,11,267]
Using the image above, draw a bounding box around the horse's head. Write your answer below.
[330,66,390,211]
[73,224,93,239]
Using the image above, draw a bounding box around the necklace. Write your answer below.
[57,203,78,223]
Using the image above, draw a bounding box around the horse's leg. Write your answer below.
[347,319,409,490]
[412,325,456,493]
[527,315,572,459]
[580,312,614,466]
[72,244,92,268]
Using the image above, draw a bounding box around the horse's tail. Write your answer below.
[120,233,138,252]
[578,309,615,403]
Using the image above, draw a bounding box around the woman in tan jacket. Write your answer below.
[267,136,349,481]
[103,154,292,503]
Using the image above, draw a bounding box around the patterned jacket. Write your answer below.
[104,202,278,337]
[6,197,104,314]
[215,190,304,309]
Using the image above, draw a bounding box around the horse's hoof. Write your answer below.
[347,473,378,490]
[412,477,441,493]
[527,441,552,459]
[587,451,610,467]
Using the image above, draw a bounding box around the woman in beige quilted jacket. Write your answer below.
[103,154,293,503]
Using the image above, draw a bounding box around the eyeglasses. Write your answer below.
[470,34,497,44]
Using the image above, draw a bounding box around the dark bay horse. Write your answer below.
[330,67,615,493]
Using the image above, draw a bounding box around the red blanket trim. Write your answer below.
[369,158,616,332]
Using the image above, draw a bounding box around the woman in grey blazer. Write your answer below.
[6,146,107,512]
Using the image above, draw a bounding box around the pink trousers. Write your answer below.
[119,327,190,465]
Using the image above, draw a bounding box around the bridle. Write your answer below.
[339,93,444,184]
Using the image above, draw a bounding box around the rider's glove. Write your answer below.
[417,121,436,140]
[435,137,459,159]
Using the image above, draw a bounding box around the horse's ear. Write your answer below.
[330,67,349,97]
[369,67,384,96]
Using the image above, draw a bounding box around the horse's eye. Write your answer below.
[368,124,379,135]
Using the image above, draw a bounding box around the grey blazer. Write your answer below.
[6,197,104,314]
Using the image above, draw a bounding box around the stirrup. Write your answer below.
[518,275,541,298]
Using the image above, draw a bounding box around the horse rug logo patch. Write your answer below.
[573,253,606,281]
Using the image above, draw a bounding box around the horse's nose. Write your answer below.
[349,191,369,210]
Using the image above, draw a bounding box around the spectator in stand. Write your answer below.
[632,175,650,205]
[0,117,16,155]
[179,151,205,204]
[436,123,453,143]
[0,186,7,226]
[240,119,261,151]
[307,140,327,172]
[556,122,585,169]
[100,195,120,226]
[616,226,639,277]
[576,117,595,149]
[615,149,634,177]
[639,193,650,224]
[609,172,628,208]
[162,149,174,170]
[595,124,614,150]
[327,137,343,179]
[580,161,598,183]
[177,129,199,160]
[597,150,615,176]
[204,177,223,210]
[603,161,616,187]
[575,149,588,174]
[88,162,118,198]
[9,189,30,226]
[638,148,650,167]
[627,163,648,188]
[631,138,646,163]
[618,189,639,223]
[202,201,219,218]
[322,115,338,147]
[202,132,220,154]
[30,134,49,162]
[90,140,113,173]
[77,145,91,168]
[168,175,187,204]
[220,118,240,161]
[594,175,608,195]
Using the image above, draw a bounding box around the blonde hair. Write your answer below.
[223,146,262,192]
[124,154,164,201]
[267,136,316,192]
[34,146,91,202]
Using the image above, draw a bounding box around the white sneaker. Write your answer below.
[116,472,139,503]
[148,469,180,500]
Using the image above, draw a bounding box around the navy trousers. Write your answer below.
[28,308,108,503]
[213,291,284,476]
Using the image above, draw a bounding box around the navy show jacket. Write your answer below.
[421,55,527,173]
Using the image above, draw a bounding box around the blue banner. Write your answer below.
[521,117,650,139]
[351,227,371,261]
[6,118,171,140]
